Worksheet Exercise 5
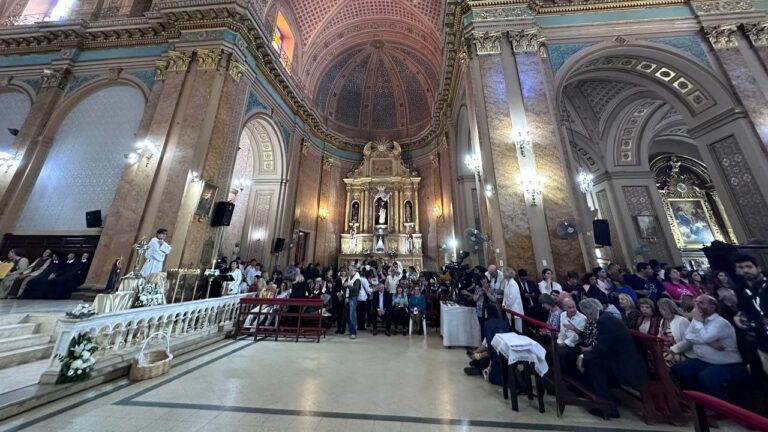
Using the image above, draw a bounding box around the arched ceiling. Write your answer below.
[279,0,444,145]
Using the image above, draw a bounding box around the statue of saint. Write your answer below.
[405,201,413,223]
[375,198,388,225]
[351,202,359,223]
[378,206,387,224]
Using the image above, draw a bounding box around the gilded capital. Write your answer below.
[704,24,739,49]
[41,67,69,89]
[196,48,222,70]
[228,57,246,81]
[301,139,310,155]
[323,157,335,171]
[469,31,501,56]
[745,21,768,46]
[508,28,543,53]
[167,50,193,72]
[155,59,169,81]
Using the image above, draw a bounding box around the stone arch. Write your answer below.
[225,114,289,263]
[16,84,145,232]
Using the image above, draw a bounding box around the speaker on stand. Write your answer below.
[85,210,102,228]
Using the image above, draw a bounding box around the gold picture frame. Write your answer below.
[665,198,721,248]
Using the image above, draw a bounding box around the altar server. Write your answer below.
[141,229,172,277]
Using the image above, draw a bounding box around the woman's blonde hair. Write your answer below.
[618,293,635,310]
[657,298,683,320]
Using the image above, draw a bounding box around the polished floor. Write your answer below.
[0,299,82,315]
[0,332,726,432]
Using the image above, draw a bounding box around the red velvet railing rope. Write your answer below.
[684,390,768,432]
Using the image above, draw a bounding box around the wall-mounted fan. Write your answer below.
[556,218,579,240]
[464,228,489,251]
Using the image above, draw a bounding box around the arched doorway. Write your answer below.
[557,41,768,266]
[223,116,287,266]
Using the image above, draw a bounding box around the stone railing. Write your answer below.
[45,294,248,375]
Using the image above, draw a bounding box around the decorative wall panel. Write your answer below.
[16,86,144,232]
[621,185,674,262]
[0,91,30,150]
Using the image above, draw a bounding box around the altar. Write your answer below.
[338,138,424,270]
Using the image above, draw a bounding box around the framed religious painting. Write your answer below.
[635,215,659,240]
[667,198,718,248]
[195,181,218,220]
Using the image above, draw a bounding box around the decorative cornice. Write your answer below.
[704,24,740,49]
[692,0,753,15]
[469,31,502,55]
[465,0,687,16]
[508,28,542,53]
[744,21,768,46]
[41,67,69,89]
[195,48,221,70]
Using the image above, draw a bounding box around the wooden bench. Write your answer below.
[684,390,768,432]
[628,329,687,425]
[503,308,615,419]
[234,297,325,343]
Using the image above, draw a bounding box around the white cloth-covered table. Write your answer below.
[93,291,135,314]
[491,332,549,376]
[440,302,481,347]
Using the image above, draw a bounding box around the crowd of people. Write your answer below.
[0,248,91,299]
[457,256,767,418]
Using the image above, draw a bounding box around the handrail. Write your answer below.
[684,390,768,432]
[240,297,323,305]
[503,307,559,332]
[628,328,665,343]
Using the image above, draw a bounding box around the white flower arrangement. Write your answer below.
[135,282,165,307]
[55,333,99,384]
[65,303,96,319]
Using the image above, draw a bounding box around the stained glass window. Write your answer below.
[272,27,282,52]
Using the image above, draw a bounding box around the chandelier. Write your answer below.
[519,172,545,206]
[576,170,594,194]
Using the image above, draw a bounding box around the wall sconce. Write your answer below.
[576,169,594,194]
[463,153,482,173]
[514,129,532,158]
[318,207,329,220]
[484,184,494,197]
[519,172,545,206]
[233,178,250,191]
[0,151,22,173]
[124,139,160,167]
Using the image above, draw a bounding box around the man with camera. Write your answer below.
[733,255,768,376]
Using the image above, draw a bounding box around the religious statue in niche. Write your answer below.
[351,201,360,224]
[404,201,413,223]
[406,234,414,254]
[375,197,388,225]
[375,234,385,252]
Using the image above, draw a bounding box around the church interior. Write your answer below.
[1,0,768,431]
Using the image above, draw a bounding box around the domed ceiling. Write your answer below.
[278,0,444,145]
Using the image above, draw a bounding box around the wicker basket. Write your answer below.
[128,331,173,382]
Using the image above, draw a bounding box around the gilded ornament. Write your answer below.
[744,21,768,46]
[41,68,69,89]
[704,24,739,49]
[508,28,542,53]
[154,59,169,81]
[469,31,502,56]
[196,49,221,70]
[227,57,246,81]
[323,157,335,171]
[693,0,753,14]
[167,50,193,72]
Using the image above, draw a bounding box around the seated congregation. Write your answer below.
[0,248,91,300]
[459,255,767,423]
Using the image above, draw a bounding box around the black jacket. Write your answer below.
[585,313,648,388]
[371,290,393,310]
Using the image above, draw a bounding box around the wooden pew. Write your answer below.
[628,329,687,425]
[502,308,614,419]
[234,297,325,343]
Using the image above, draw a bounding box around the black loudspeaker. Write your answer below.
[85,210,102,228]
[211,201,235,227]
[593,219,612,246]
[272,238,286,253]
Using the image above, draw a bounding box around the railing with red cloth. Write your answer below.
[685,390,768,432]
[234,297,325,343]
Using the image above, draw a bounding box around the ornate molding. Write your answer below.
[704,24,739,49]
[323,157,335,171]
[301,139,310,155]
[469,31,502,56]
[107,67,122,81]
[508,28,542,53]
[744,21,768,46]
[693,0,753,14]
[196,48,221,70]
[41,67,69,89]
[0,75,12,87]
[167,50,192,72]
[467,6,533,21]
[430,154,439,168]
[227,57,245,81]
[155,59,169,81]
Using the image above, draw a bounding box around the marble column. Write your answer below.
[512,31,587,274]
[86,51,192,284]
[704,25,768,150]
[0,68,69,234]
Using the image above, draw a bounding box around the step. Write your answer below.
[0,344,53,370]
[0,315,26,326]
[0,324,38,340]
[0,335,51,354]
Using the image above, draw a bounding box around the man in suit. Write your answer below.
[371,283,393,336]
[517,269,545,322]
[579,298,648,418]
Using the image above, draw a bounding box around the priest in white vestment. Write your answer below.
[502,267,524,333]
[141,229,172,277]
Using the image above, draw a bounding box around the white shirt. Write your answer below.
[538,280,562,295]
[485,271,504,293]
[385,274,400,294]
[557,311,587,347]
[684,313,742,365]
[358,277,371,301]
[226,268,243,295]
[596,278,612,294]
[502,278,524,333]
[244,266,258,286]
[141,237,171,277]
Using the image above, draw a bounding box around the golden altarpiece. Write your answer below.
[338,139,423,270]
